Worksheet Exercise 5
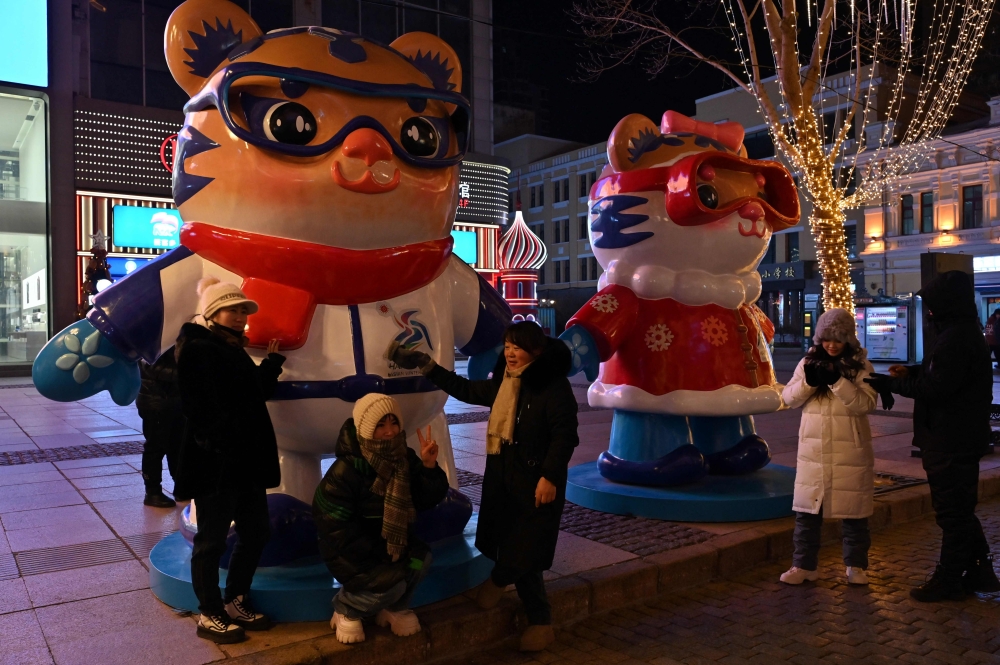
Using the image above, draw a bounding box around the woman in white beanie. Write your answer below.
[780,307,877,586]
[312,393,449,644]
[174,277,285,644]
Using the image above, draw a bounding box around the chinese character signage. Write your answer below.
[112,206,182,250]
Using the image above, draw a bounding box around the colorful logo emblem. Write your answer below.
[377,301,433,351]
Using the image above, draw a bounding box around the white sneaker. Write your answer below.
[780,567,819,584]
[846,566,869,585]
[332,612,365,644]
[196,613,246,644]
[225,594,270,630]
[375,608,421,637]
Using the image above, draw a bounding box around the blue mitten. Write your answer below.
[32,319,141,406]
[560,325,600,381]
[467,343,502,380]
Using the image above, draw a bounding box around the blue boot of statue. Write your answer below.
[413,487,473,543]
[704,435,771,475]
[597,445,706,486]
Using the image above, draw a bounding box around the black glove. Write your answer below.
[864,373,895,411]
[388,341,432,370]
[815,363,841,386]
[803,362,821,387]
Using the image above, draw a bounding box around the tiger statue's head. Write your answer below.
[164,0,467,250]
[589,111,800,277]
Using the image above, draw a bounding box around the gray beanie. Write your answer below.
[813,308,859,347]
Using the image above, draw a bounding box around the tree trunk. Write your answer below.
[808,206,855,315]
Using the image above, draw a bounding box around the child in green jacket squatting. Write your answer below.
[313,393,449,644]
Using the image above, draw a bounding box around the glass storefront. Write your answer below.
[0,92,48,363]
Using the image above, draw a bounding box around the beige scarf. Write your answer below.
[486,361,533,454]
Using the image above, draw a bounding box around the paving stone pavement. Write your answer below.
[443,499,1000,665]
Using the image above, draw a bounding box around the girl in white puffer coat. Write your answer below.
[780,308,877,586]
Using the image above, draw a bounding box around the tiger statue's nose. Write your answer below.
[341,128,394,166]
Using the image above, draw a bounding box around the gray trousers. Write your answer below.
[792,510,871,571]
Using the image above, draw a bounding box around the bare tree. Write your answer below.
[574,0,996,312]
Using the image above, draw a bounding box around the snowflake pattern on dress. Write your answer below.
[701,316,729,347]
[590,293,619,314]
[644,323,674,351]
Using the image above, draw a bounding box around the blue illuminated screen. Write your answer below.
[107,257,154,282]
[0,4,48,87]
[113,206,183,250]
[451,230,477,265]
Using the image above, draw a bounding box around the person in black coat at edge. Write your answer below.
[136,348,182,508]
[390,321,579,653]
[867,270,1000,602]
[174,277,285,644]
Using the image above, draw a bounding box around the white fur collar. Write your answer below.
[598,260,762,309]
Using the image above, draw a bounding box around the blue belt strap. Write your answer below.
[270,374,439,402]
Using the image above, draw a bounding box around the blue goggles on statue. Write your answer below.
[184,62,471,168]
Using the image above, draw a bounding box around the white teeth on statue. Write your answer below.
[370,161,396,185]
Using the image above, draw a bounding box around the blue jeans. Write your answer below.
[333,554,431,620]
[792,510,871,571]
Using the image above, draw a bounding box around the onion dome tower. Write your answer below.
[498,210,548,326]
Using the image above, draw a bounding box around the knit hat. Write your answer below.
[353,393,403,440]
[197,276,258,321]
[813,308,859,347]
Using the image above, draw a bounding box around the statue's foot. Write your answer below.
[597,444,706,487]
[704,435,771,475]
[413,487,473,543]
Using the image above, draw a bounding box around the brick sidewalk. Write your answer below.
[443,500,1000,665]
[2,355,1000,664]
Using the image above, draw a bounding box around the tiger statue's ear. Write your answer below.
[391,32,463,95]
[607,114,660,173]
[165,0,263,97]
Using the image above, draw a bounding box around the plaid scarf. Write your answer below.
[359,431,415,558]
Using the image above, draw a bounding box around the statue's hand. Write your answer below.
[560,325,600,381]
[32,320,140,406]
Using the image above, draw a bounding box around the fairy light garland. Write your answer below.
[718,0,995,313]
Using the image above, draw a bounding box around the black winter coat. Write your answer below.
[888,271,992,455]
[312,419,449,593]
[173,322,285,500]
[425,337,579,573]
[136,346,182,418]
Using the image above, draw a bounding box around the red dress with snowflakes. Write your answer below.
[568,284,777,399]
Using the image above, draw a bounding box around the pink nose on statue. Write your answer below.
[738,201,765,222]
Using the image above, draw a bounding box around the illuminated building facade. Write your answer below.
[497,210,547,325]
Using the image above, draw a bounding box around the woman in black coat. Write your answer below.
[174,277,285,645]
[391,322,579,652]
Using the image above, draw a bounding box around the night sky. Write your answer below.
[491,0,1000,146]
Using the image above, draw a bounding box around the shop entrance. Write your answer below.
[760,289,803,347]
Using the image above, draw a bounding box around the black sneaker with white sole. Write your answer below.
[225,595,271,630]
[197,613,246,644]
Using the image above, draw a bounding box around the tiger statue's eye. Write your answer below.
[697,183,719,209]
[400,117,439,157]
[264,102,317,145]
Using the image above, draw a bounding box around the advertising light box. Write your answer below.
[452,230,478,265]
[107,257,154,282]
[0,4,48,87]
[864,306,908,361]
[113,206,183,250]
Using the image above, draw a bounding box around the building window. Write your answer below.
[562,179,569,201]
[901,194,915,235]
[552,221,560,244]
[538,183,544,207]
[579,258,588,282]
[553,181,561,204]
[553,261,561,284]
[921,192,934,233]
[590,257,600,280]
[579,173,589,197]
[539,264,545,285]
[785,233,800,263]
[579,215,588,240]
[562,219,569,243]
[530,223,543,242]
[517,282,524,298]
[845,225,857,260]
[963,185,983,229]
[762,236,776,264]
[530,187,536,208]
[743,130,775,159]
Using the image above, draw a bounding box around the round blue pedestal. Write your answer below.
[566,462,795,522]
[149,513,491,621]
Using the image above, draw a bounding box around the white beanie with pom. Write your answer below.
[353,393,403,440]
[197,276,258,322]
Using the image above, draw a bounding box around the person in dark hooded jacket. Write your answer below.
[390,322,579,653]
[136,347,182,508]
[866,270,999,601]
[313,393,448,644]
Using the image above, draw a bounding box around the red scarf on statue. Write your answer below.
[180,222,453,350]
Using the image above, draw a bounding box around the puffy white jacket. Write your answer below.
[782,353,877,519]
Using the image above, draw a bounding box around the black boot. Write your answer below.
[143,491,176,508]
[963,554,1000,594]
[910,566,968,602]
